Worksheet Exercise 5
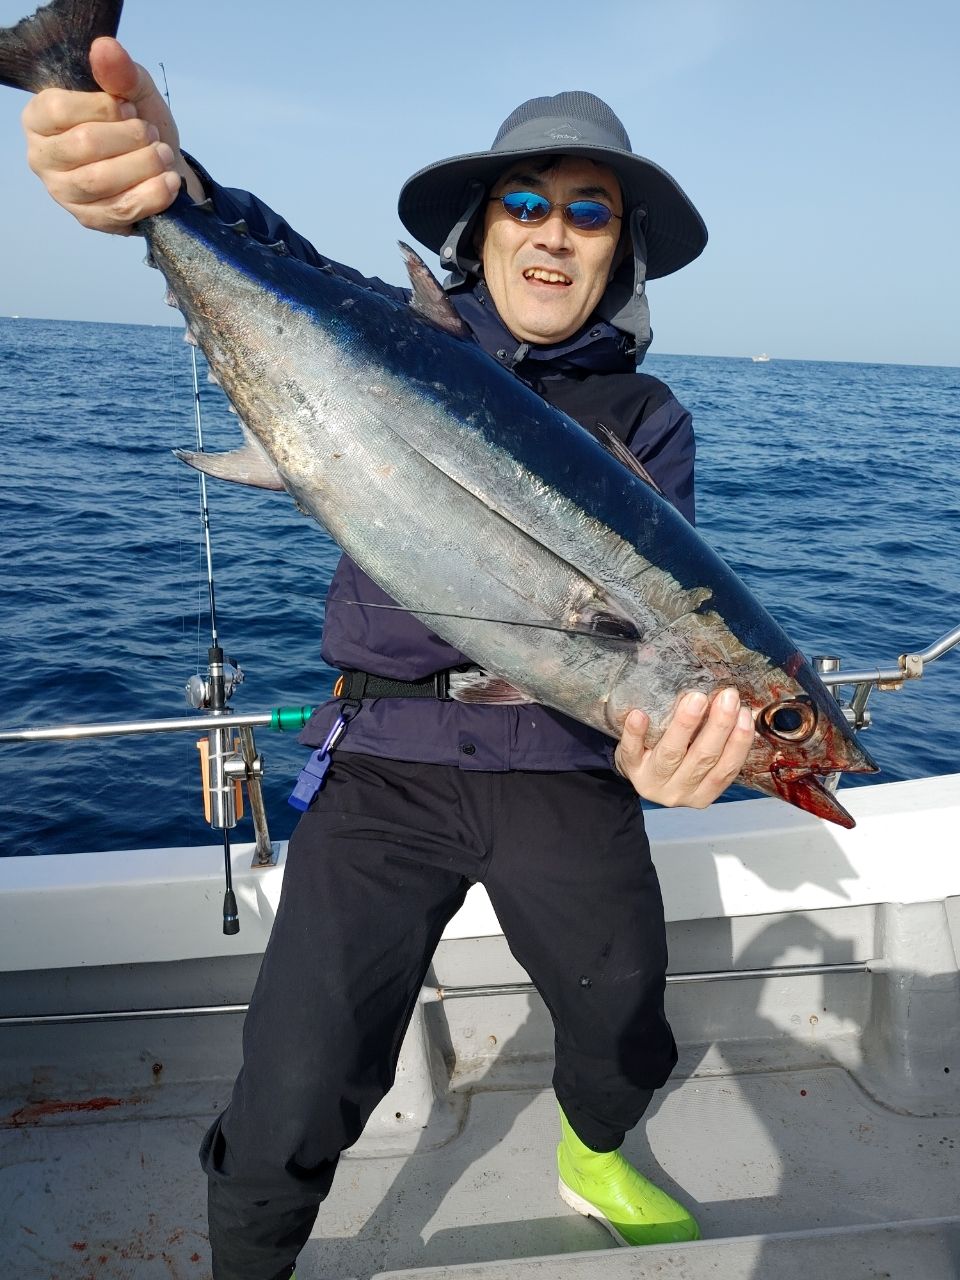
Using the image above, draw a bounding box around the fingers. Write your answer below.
[24,42,173,145]
[61,170,182,233]
[677,688,744,789]
[27,109,181,231]
[613,708,648,776]
[22,87,137,138]
[45,134,174,204]
[31,116,159,174]
[22,85,183,232]
[682,693,755,806]
[614,688,756,809]
[695,702,755,800]
[19,36,187,235]
[648,689,713,783]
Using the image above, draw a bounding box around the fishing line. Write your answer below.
[167,323,189,644]
[188,341,221,649]
[159,61,219,654]
[336,598,640,641]
[156,82,204,673]
[336,601,717,678]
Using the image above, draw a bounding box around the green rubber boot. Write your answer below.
[556,1107,700,1247]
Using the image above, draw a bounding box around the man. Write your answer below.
[22,35,754,1280]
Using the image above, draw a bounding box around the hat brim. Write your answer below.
[398,142,707,280]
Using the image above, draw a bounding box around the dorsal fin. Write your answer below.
[593,422,664,496]
[398,241,472,339]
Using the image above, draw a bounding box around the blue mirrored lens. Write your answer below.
[498,193,614,229]
[501,192,552,221]
[564,201,612,229]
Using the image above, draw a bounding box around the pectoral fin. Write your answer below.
[448,669,534,704]
[174,426,285,491]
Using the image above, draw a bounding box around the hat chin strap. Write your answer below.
[439,180,486,288]
[594,207,652,363]
[440,194,652,366]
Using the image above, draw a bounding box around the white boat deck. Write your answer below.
[6,1069,960,1279]
[1,776,959,1279]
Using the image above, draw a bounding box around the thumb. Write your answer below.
[89,37,157,103]
[617,709,650,762]
[89,37,181,148]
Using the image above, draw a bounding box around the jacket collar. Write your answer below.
[448,280,636,380]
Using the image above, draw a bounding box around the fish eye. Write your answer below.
[757,698,817,743]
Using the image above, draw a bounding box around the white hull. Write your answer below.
[1,775,958,1277]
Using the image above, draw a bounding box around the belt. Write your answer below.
[334,668,467,702]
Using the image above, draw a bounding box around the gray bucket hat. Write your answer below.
[398,90,707,283]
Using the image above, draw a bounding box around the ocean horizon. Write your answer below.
[4,312,958,372]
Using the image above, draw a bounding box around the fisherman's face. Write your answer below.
[478,155,624,346]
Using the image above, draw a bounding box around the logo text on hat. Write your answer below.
[546,124,581,142]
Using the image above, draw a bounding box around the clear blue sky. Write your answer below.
[1,0,957,365]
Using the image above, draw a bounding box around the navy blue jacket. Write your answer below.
[194,167,697,771]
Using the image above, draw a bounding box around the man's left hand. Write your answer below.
[614,688,755,808]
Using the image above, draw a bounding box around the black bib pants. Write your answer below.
[200,753,677,1280]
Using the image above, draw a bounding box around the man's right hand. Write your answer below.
[21,35,204,235]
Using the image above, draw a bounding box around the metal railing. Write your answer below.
[0,959,882,1028]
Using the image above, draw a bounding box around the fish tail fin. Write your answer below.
[0,0,123,95]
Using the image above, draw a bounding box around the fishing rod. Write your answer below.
[159,62,277,934]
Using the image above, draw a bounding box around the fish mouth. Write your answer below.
[774,768,861,829]
[750,765,861,828]
[745,691,878,826]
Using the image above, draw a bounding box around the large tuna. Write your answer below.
[0,0,878,826]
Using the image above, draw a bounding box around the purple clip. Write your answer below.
[287,714,348,812]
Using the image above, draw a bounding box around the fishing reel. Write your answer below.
[185,657,245,710]
[188,646,278,935]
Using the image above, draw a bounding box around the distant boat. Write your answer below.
[751,352,771,363]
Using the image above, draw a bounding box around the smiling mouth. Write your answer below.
[522,267,573,286]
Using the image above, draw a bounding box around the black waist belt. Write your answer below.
[335,668,464,701]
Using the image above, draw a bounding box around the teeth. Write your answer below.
[524,268,571,284]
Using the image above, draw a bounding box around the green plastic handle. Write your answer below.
[270,706,314,732]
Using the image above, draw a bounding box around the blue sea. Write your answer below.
[0,316,957,857]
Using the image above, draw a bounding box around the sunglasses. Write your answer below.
[490,191,622,231]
